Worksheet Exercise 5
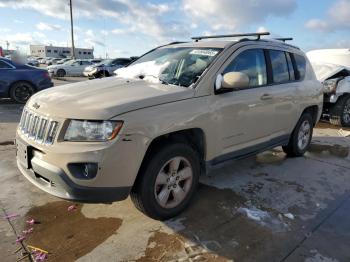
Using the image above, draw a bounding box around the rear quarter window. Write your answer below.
[293,54,306,80]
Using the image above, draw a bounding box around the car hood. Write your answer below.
[310,62,350,82]
[27,77,194,119]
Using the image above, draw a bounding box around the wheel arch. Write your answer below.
[301,105,319,126]
[133,128,207,189]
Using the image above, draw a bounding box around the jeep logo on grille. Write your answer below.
[32,102,40,109]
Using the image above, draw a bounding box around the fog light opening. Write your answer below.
[68,163,98,180]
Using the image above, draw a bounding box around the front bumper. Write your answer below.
[15,134,139,203]
[17,156,130,203]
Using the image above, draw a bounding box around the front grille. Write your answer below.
[19,108,59,145]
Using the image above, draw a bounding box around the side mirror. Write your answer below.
[215,72,250,91]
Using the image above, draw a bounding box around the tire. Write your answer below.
[56,69,66,77]
[9,81,35,103]
[282,113,313,157]
[98,71,109,78]
[131,143,200,220]
[329,94,350,127]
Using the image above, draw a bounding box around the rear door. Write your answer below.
[265,49,299,136]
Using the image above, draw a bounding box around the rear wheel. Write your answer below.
[9,81,35,103]
[131,143,200,220]
[283,113,313,157]
[329,94,350,127]
[56,69,66,77]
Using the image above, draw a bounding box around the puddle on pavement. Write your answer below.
[308,143,349,158]
[158,184,296,261]
[137,231,183,262]
[137,230,230,262]
[24,201,122,262]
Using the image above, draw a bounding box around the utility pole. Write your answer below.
[6,41,9,51]
[69,0,76,59]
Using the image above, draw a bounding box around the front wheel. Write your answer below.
[283,113,313,157]
[56,69,66,77]
[329,95,350,127]
[131,143,200,220]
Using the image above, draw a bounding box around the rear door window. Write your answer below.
[269,50,290,83]
[224,49,267,88]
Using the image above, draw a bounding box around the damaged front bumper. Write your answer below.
[15,136,131,203]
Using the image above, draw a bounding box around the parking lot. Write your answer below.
[0,77,349,262]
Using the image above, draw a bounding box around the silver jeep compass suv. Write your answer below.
[16,32,323,220]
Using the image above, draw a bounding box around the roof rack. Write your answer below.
[191,32,270,41]
[274,37,293,42]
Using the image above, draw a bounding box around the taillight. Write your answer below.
[43,71,50,79]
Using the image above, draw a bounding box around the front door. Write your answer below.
[213,47,278,157]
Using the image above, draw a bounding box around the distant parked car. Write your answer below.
[83,58,131,78]
[27,59,39,67]
[90,59,103,64]
[38,57,48,64]
[0,58,53,103]
[47,59,93,77]
[56,58,71,65]
[47,58,63,66]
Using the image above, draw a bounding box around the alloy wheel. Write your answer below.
[154,156,193,209]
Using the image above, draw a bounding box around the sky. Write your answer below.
[0,0,349,58]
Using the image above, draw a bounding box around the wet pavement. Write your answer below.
[1,82,350,261]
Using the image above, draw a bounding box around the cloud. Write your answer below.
[84,38,106,47]
[36,22,62,31]
[86,29,94,38]
[183,0,297,31]
[4,33,33,45]
[305,0,350,32]
[101,30,109,36]
[0,0,185,42]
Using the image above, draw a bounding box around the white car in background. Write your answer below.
[307,49,350,127]
[47,59,93,77]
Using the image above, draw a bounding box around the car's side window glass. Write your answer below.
[269,50,290,83]
[0,60,12,69]
[224,49,267,88]
[293,54,306,80]
[286,53,295,81]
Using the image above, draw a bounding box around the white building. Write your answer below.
[30,45,94,59]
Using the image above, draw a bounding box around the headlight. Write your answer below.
[323,79,338,93]
[64,120,123,142]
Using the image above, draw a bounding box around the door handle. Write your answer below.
[260,94,273,100]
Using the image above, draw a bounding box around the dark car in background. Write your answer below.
[83,58,132,78]
[0,58,53,103]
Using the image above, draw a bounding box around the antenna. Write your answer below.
[191,32,270,41]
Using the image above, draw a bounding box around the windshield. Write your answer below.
[63,60,75,65]
[95,59,112,67]
[115,47,222,87]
